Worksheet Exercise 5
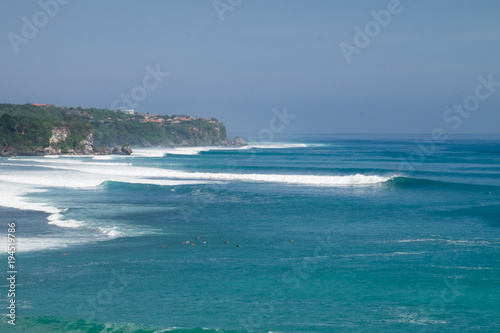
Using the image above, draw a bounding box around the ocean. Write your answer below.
[0,134,499,332]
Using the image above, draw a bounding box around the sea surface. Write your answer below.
[0,134,499,332]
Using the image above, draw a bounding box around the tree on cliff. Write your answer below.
[0,114,52,152]
[0,103,230,155]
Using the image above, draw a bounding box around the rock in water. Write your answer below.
[0,147,18,157]
[121,144,133,155]
[112,144,132,155]
[94,146,111,155]
[233,136,247,146]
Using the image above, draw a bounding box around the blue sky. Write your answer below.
[1,0,499,134]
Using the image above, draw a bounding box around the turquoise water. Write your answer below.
[0,135,499,332]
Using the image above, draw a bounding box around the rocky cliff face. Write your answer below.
[43,127,120,155]
[50,127,70,145]
[43,127,69,154]
[233,136,247,146]
[45,127,94,155]
[1,103,231,156]
[79,133,94,155]
[111,144,133,155]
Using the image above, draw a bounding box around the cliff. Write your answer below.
[91,117,230,147]
[0,103,240,157]
[44,129,105,155]
[0,124,129,157]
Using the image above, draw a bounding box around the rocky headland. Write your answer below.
[0,103,246,157]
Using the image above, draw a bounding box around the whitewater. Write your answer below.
[0,136,499,332]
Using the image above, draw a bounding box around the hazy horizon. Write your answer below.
[1,0,499,135]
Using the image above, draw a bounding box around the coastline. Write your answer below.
[0,138,247,158]
[1,103,245,158]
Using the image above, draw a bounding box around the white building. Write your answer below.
[123,109,135,115]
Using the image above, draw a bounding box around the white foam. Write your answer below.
[2,159,396,188]
[280,251,429,261]
[0,156,395,252]
[178,171,392,186]
[245,142,308,149]
[444,239,492,246]
[0,161,208,188]
[0,183,59,214]
[11,230,122,252]
[98,226,122,238]
[131,143,308,157]
[340,251,428,258]
[0,163,188,253]
[132,146,244,157]
[20,162,394,187]
[0,179,129,252]
[0,182,90,252]
[13,237,77,252]
[389,251,427,256]
[48,214,83,228]
[9,158,131,166]
[0,174,104,188]
[396,238,494,247]
[430,265,493,270]
[396,238,438,243]
[128,148,169,157]
[164,147,216,155]
[392,312,448,325]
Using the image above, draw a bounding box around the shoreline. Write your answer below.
[0,140,248,158]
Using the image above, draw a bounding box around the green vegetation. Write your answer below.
[0,103,67,120]
[0,103,229,155]
[0,113,52,152]
[92,118,226,146]
[54,117,92,153]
